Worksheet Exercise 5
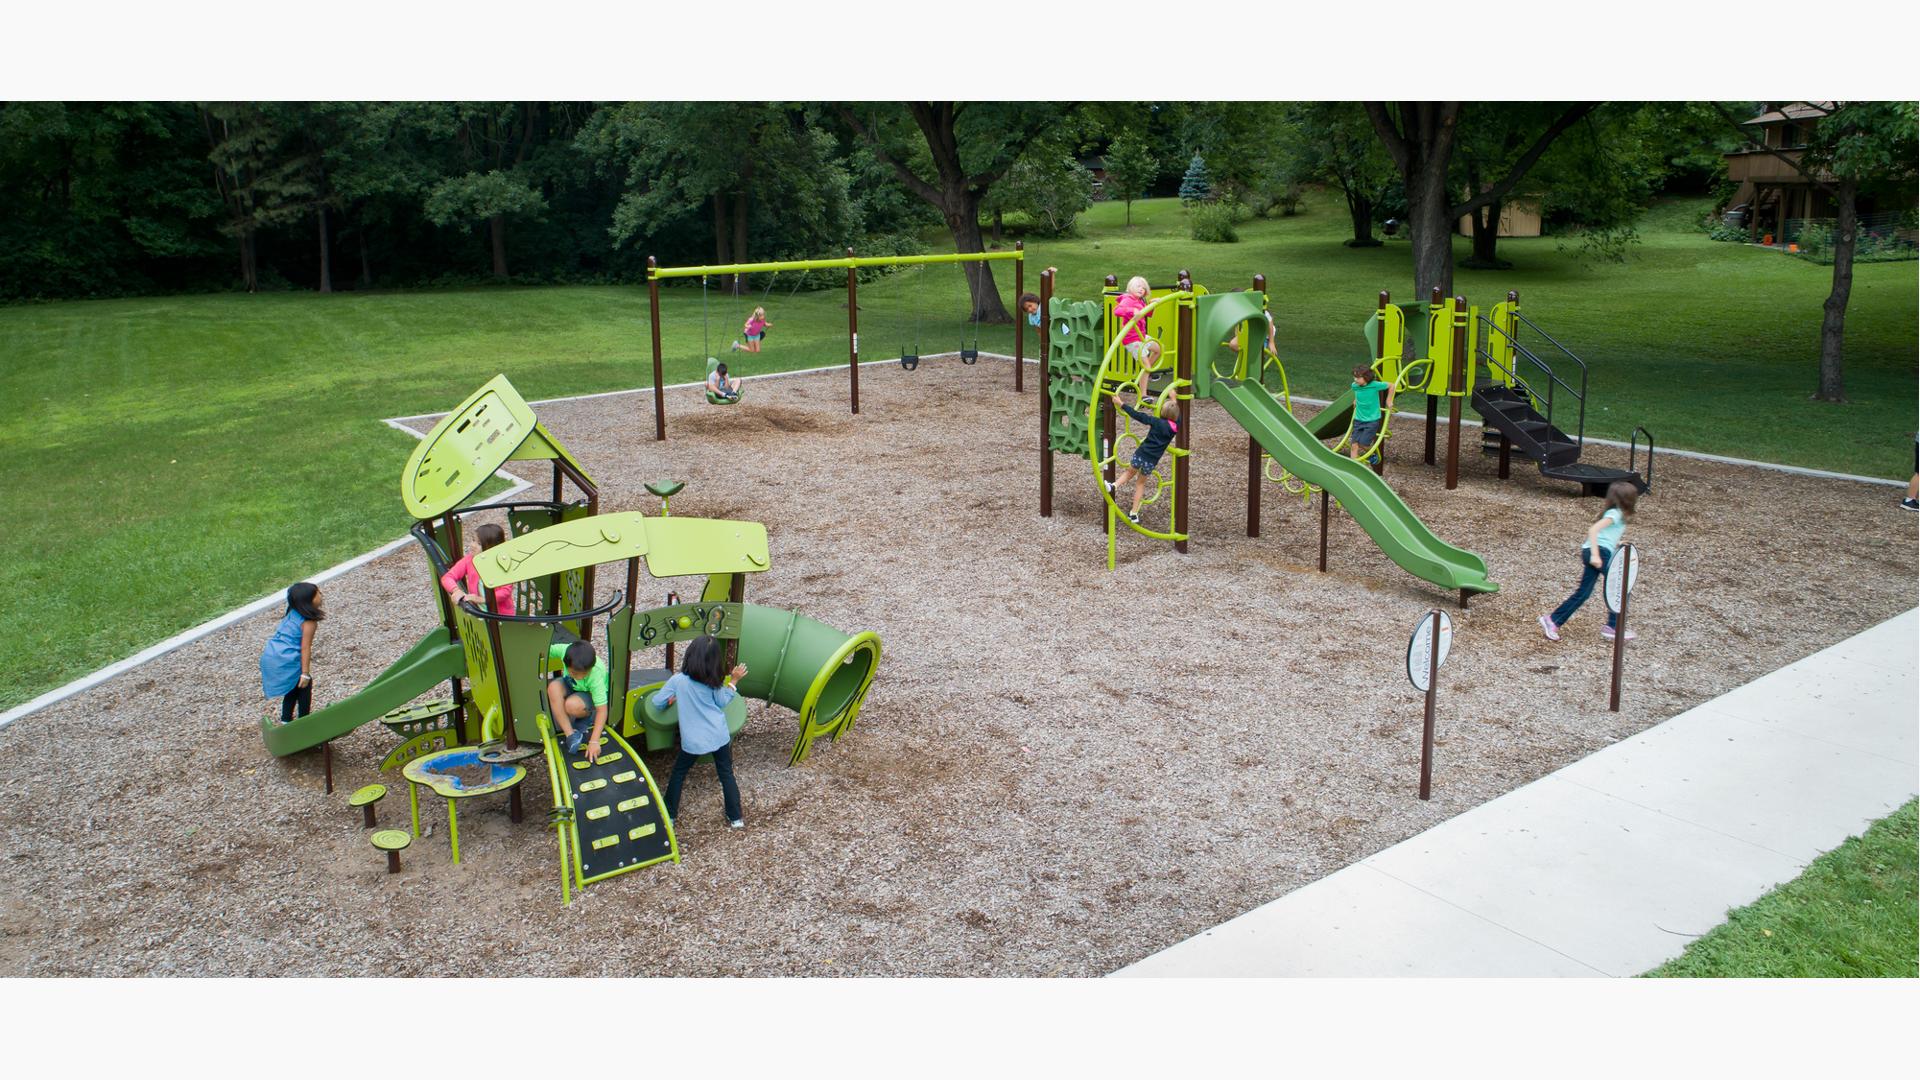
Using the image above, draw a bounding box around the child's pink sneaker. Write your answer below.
[1601,625,1637,641]
[1538,614,1560,641]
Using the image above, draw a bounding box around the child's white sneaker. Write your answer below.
[1600,625,1637,641]
[1126,511,1141,525]
[728,818,745,829]
[1538,614,1560,642]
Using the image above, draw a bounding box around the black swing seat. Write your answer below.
[959,345,979,364]
[900,350,920,372]
[703,357,743,405]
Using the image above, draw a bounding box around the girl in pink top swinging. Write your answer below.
[731,306,771,354]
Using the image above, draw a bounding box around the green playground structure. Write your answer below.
[1037,272,1498,603]
[260,373,882,901]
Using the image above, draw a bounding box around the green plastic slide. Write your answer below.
[1303,386,1357,441]
[1210,379,1498,596]
[259,628,468,757]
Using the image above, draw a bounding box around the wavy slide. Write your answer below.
[259,627,468,757]
[1210,379,1497,596]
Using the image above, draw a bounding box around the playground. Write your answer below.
[0,336,1912,976]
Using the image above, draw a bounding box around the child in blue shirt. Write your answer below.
[1540,481,1640,642]
[651,635,749,829]
[260,582,324,724]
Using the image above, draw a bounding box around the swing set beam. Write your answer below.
[648,250,1023,281]
[645,245,1025,441]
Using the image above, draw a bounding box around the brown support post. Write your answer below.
[1248,273,1265,538]
[1419,609,1440,801]
[845,247,859,415]
[1445,295,1466,491]
[1039,267,1055,518]
[1014,241,1025,393]
[725,574,746,672]
[1424,286,1442,465]
[1173,270,1193,555]
[1498,434,1512,478]
[1318,489,1330,571]
[647,257,666,442]
[488,617,517,751]
[1608,545,1634,713]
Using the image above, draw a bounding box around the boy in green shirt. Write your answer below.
[1348,364,1394,465]
[546,640,609,762]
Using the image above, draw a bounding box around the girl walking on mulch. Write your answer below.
[1539,481,1640,642]
[652,635,749,829]
[261,582,324,724]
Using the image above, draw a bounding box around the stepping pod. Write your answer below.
[349,784,387,828]
[371,830,411,874]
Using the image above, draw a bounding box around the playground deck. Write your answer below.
[1,358,1912,976]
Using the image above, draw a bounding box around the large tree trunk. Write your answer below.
[940,194,1011,323]
[990,207,1004,245]
[316,204,332,294]
[358,227,372,287]
[488,214,508,279]
[1343,187,1379,247]
[1405,153,1456,301]
[1815,180,1856,402]
[712,193,731,266]
[240,233,257,293]
[1463,199,1510,269]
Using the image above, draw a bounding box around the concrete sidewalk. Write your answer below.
[1116,609,1918,977]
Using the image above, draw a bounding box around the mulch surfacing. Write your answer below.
[2,357,1911,976]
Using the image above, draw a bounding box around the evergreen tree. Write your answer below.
[1178,154,1211,204]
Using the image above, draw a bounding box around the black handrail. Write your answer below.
[458,591,625,625]
[1630,426,1656,491]
[1476,314,1589,448]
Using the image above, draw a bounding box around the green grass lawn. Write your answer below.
[0,190,1913,711]
[1645,800,1918,977]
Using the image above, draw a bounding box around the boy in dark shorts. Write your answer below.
[1348,364,1393,465]
[1105,391,1181,525]
[545,640,609,762]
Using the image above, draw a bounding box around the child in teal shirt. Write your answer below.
[1540,481,1640,642]
[1349,364,1393,464]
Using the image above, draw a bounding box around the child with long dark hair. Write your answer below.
[1540,481,1640,642]
[650,635,749,829]
[261,582,325,724]
[440,521,514,614]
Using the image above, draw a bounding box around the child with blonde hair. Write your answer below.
[731,307,770,354]
[1105,391,1181,525]
[1111,277,1163,372]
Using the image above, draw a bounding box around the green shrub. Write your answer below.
[1189,201,1239,243]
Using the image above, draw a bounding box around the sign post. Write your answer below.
[1605,543,1639,713]
[1405,608,1454,800]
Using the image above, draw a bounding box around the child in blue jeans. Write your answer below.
[1106,391,1180,525]
[652,635,749,828]
[1540,481,1640,642]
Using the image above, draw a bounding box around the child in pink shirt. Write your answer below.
[731,306,771,354]
[441,522,515,615]
[1112,276,1163,372]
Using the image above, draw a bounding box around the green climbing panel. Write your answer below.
[1047,297,1104,459]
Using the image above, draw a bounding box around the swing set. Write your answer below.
[644,245,1026,441]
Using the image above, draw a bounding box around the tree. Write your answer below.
[995,151,1094,237]
[584,102,855,291]
[423,103,554,279]
[202,102,317,292]
[1178,154,1211,204]
[1363,102,1597,300]
[1283,102,1396,246]
[1719,101,1920,401]
[1101,131,1157,226]
[837,102,1064,323]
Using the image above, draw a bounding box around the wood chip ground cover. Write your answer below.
[1,358,1911,976]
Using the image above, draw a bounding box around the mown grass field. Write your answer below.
[0,191,1913,710]
[1646,800,1917,977]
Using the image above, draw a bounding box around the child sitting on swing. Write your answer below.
[707,362,743,402]
[730,307,770,354]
